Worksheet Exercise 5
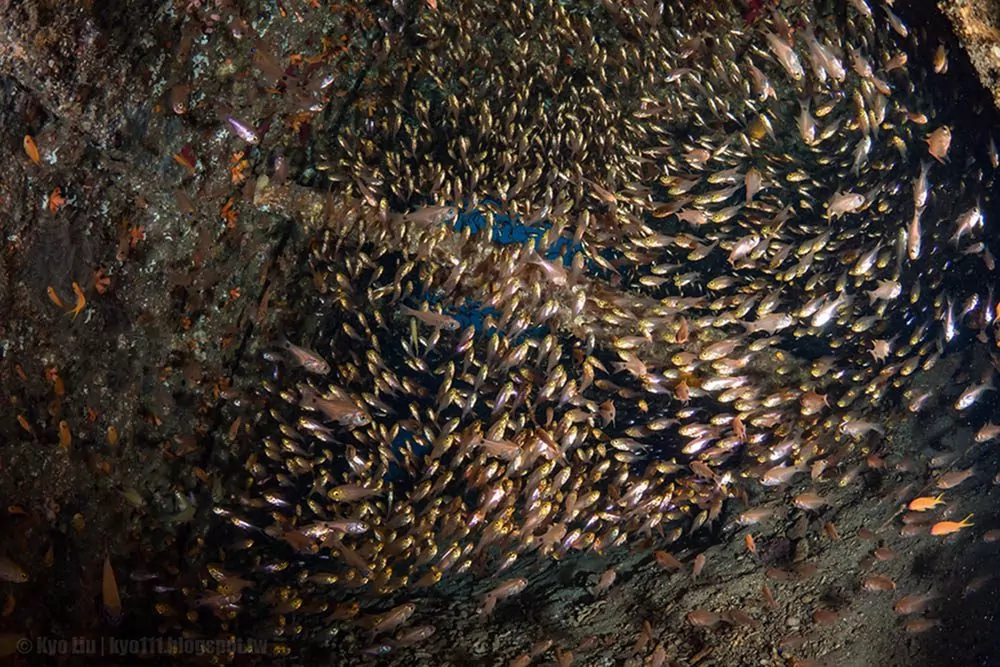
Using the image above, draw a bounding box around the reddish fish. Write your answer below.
[299,386,369,426]
[400,305,460,331]
[279,339,330,375]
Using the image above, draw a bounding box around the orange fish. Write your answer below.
[654,550,682,570]
[894,589,940,615]
[902,617,941,633]
[691,553,706,579]
[675,379,690,402]
[48,186,67,213]
[47,286,65,309]
[862,574,896,591]
[592,568,616,595]
[907,494,945,512]
[23,135,41,166]
[16,415,34,436]
[823,521,840,541]
[58,420,71,450]
[761,583,777,609]
[931,513,974,536]
[172,151,196,173]
[744,533,757,556]
[686,609,721,627]
[675,316,689,344]
[67,282,86,320]
[732,414,747,442]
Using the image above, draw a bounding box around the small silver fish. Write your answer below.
[826,191,865,220]
[763,31,804,81]
[226,116,260,144]
[955,379,995,410]
[761,463,806,487]
[839,417,885,438]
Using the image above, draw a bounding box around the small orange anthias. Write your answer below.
[907,494,945,512]
[930,513,974,536]
[47,283,86,319]
[67,282,86,320]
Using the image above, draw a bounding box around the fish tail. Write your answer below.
[103,605,123,627]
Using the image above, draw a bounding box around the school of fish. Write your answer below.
[143,0,1000,662]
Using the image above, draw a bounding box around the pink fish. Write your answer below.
[763,31,804,81]
[761,463,806,487]
[279,339,330,375]
[839,417,885,438]
[400,305,460,331]
[299,386,370,426]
